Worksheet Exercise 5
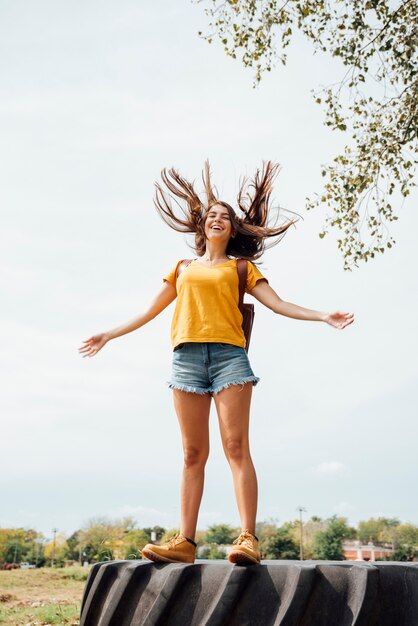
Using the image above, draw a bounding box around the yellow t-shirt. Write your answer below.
[163,258,268,349]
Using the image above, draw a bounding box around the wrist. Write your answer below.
[320,312,329,323]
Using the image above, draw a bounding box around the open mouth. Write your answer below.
[211,226,223,231]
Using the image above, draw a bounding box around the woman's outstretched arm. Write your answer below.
[78,281,177,358]
[249,280,354,329]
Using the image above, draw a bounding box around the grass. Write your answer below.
[0,566,91,625]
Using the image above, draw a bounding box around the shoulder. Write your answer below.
[244,260,266,274]
[244,260,268,290]
[177,258,194,275]
[163,259,191,284]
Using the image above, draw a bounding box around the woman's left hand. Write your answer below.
[324,311,355,329]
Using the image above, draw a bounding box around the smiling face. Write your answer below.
[204,204,235,243]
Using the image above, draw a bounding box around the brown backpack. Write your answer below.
[176,259,255,353]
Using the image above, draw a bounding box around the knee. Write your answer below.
[224,438,249,463]
[183,446,208,469]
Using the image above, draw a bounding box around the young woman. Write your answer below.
[79,161,354,566]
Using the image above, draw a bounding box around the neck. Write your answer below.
[203,241,228,261]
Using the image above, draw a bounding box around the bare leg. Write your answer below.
[213,383,257,535]
[172,389,212,540]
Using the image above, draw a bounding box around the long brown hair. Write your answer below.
[154,160,299,260]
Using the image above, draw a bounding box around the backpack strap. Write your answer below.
[236,259,248,310]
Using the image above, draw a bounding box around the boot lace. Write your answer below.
[232,530,256,548]
[165,534,184,548]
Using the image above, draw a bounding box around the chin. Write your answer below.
[206,232,229,240]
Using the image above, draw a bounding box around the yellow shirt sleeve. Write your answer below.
[163,260,184,289]
[246,262,268,292]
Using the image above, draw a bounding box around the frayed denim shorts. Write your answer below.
[167,342,260,395]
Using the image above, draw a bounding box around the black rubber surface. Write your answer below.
[79,559,418,626]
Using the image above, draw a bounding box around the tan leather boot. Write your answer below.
[141,533,197,564]
[228,529,260,565]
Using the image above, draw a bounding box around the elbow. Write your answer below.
[272,300,286,315]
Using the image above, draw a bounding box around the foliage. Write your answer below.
[261,525,300,559]
[142,526,165,542]
[204,524,237,545]
[255,520,280,545]
[44,534,69,567]
[200,544,228,559]
[123,530,150,559]
[194,529,208,547]
[2,514,417,569]
[197,0,417,269]
[311,516,354,560]
[393,523,418,546]
[64,531,82,562]
[391,546,413,561]
[303,517,330,556]
[77,516,139,563]
[357,516,400,543]
[392,523,418,560]
[0,528,45,566]
[73,518,142,563]
[159,528,181,544]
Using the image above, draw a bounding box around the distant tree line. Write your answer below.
[1,515,417,566]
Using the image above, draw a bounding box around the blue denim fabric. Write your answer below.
[167,342,260,395]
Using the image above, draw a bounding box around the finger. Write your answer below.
[81,347,95,356]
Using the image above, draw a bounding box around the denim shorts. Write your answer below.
[167,342,260,395]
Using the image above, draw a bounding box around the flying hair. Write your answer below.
[153,160,300,260]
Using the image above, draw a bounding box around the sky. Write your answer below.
[1,0,417,544]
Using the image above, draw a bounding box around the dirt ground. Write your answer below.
[0,567,90,625]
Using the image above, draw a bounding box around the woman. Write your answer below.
[79,161,354,566]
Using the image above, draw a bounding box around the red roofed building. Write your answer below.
[343,540,394,561]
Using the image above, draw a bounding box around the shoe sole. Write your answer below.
[141,548,194,564]
[228,551,260,566]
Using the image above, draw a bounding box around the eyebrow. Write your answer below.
[208,211,230,217]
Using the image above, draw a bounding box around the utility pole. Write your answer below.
[51,528,58,568]
[35,539,41,567]
[296,506,307,560]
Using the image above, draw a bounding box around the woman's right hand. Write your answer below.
[78,333,110,358]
